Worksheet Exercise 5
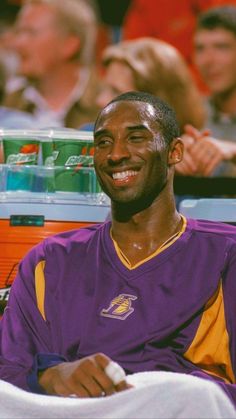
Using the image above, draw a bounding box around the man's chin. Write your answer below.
[100,185,133,202]
[27,75,39,84]
[19,71,38,83]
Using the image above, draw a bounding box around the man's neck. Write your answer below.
[212,87,236,116]
[110,192,181,266]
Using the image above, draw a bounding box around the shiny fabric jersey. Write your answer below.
[0,218,236,405]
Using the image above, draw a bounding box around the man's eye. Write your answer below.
[96,138,112,148]
[217,44,231,51]
[129,136,144,142]
[15,28,36,36]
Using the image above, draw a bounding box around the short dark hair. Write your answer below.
[196,5,236,36]
[95,91,180,146]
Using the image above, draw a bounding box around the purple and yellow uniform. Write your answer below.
[0,217,236,405]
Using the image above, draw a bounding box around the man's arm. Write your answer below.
[39,353,130,397]
[188,241,236,407]
[186,135,236,176]
[0,242,131,396]
[177,124,236,176]
[0,243,54,391]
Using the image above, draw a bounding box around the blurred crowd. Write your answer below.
[0,0,236,183]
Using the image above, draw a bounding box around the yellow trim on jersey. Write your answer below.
[35,261,46,321]
[111,215,187,270]
[184,282,235,384]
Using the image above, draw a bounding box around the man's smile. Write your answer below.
[112,170,138,180]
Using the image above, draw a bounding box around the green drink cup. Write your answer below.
[79,167,102,193]
[52,138,95,192]
[3,138,39,165]
[39,139,58,192]
[41,140,57,167]
[3,136,40,191]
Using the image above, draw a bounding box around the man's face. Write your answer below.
[96,61,136,109]
[194,28,236,94]
[12,3,72,79]
[94,100,169,206]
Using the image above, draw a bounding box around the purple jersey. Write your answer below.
[0,217,236,405]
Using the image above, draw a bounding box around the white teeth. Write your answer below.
[112,170,137,180]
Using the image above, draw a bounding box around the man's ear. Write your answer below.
[61,35,81,60]
[168,137,184,165]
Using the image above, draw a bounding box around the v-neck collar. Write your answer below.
[108,215,187,271]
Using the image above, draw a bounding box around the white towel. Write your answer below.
[0,371,235,419]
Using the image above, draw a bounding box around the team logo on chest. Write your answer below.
[100,293,137,320]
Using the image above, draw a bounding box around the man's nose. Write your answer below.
[196,47,216,67]
[108,139,131,163]
[11,32,27,49]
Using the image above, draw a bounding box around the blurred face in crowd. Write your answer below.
[194,28,236,95]
[12,3,78,80]
[96,61,136,109]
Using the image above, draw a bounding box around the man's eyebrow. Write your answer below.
[94,124,148,139]
[94,129,109,139]
[127,124,148,131]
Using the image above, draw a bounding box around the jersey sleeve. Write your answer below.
[189,239,236,408]
[0,241,66,392]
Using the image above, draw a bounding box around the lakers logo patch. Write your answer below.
[100,294,137,320]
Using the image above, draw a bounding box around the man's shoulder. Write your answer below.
[45,222,107,247]
[0,106,36,128]
[188,217,236,241]
[3,83,30,110]
[25,222,108,262]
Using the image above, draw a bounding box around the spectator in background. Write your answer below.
[0,59,39,163]
[194,5,236,139]
[2,0,101,129]
[177,5,236,178]
[122,0,236,90]
[0,0,21,79]
[96,37,205,133]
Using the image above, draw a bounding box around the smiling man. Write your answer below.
[0,92,236,417]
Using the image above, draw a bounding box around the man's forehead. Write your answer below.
[18,3,56,23]
[98,100,156,124]
[194,27,236,43]
[94,101,162,138]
